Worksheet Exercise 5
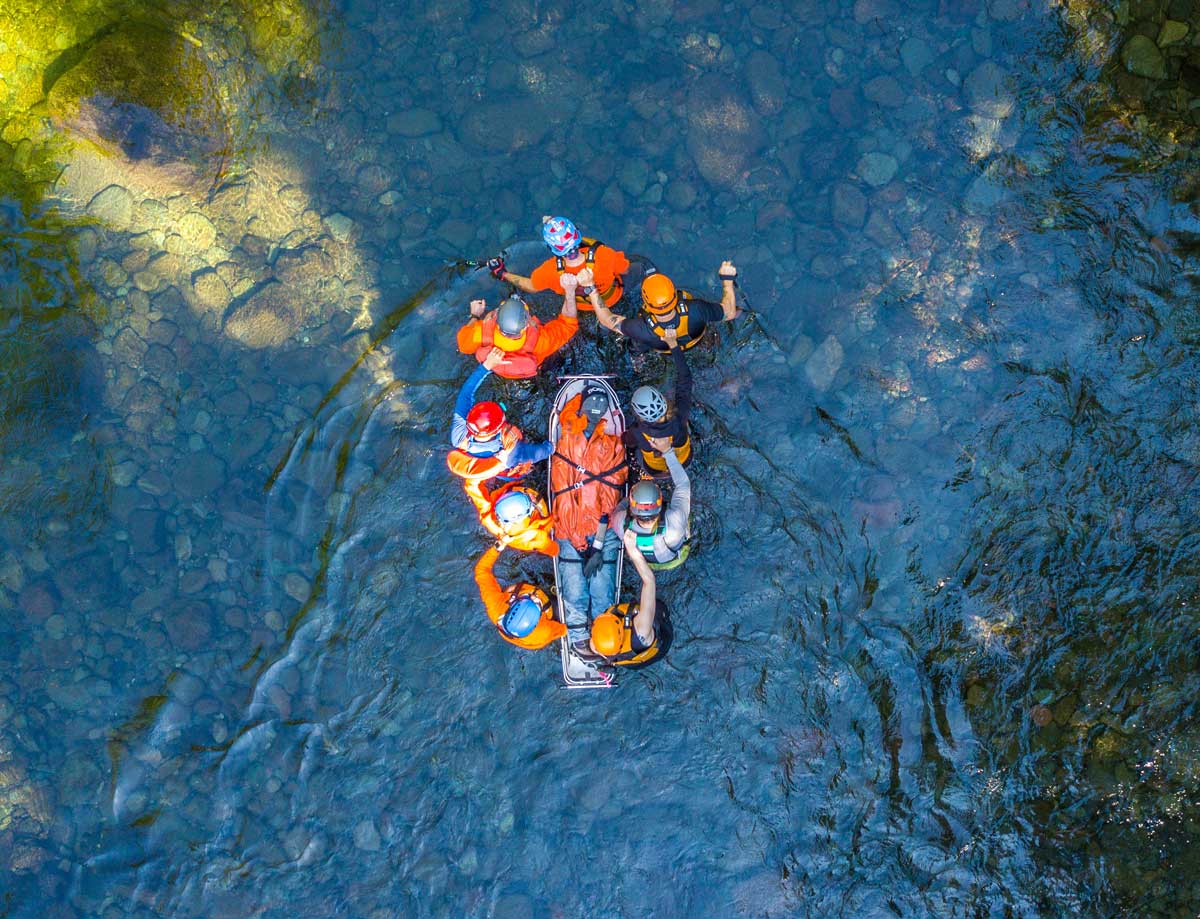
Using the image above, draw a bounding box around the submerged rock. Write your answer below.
[46,21,232,191]
[686,74,765,188]
[745,50,787,116]
[805,335,844,392]
[857,152,898,187]
[1121,35,1167,80]
[458,99,550,153]
[87,184,134,230]
[963,62,1015,118]
[224,284,298,348]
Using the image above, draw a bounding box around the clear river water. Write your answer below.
[1,0,1199,917]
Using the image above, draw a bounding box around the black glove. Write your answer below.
[487,256,506,280]
[583,547,604,578]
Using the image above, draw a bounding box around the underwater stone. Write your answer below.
[685,73,764,188]
[324,213,354,243]
[1120,35,1167,80]
[174,452,227,501]
[46,22,230,190]
[1158,21,1189,46]
[192,269,231,312]
[87,184,134,230]
[458,99,550,153]
[863,75,906,108]
[178,212,216,249]
[857,152,898,187]
[617,159,650,197]
[832,182,867,227]
[353,820,381,852]
[224,283,299,348]
[665,180,698,211]
[745,50,787,116]
[805,335,844,392]
[901,37,934,76]
[386,108,442,137]
[963,62,1015,117]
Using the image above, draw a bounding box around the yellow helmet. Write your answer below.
[590,612,624,656]
[641,273,678,315]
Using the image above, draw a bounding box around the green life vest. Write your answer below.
[626,519,690,571]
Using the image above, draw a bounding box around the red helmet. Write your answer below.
[466,401,506,439]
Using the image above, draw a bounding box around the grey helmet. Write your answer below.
[631,386,667,423]
[496,296,529,339]
[629,481,663,519]
[580,386,610,424]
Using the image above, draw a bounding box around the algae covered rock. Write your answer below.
[1120,35,1167,80]
[45,20,232,190]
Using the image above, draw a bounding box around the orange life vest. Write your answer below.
[447,451,533,482]
[475,314,543,378]
[447,426,530,481]
[556,238,623,308]
[599,601,669,668]
[645,293,704,350]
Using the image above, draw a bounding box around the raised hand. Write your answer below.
[482,346,505,370]
[470,298,487,318]
[647,435,673,454]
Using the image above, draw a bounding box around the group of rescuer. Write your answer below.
[447,216,739,671]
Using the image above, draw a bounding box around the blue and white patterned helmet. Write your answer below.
[542,216,582,256]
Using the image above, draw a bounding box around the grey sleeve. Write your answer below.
[610,500,629,534]
[656,451,691,553]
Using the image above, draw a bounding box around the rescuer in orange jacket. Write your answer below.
[455,278,580,379]
[488,216,630,311]
[473,539,565,650]
[470,482,558,557]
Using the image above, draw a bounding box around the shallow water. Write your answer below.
[2,0,1199,916]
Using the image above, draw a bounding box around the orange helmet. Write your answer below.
[641,273,678,315]
[590,612,624,656]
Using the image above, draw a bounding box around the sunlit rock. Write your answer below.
[45,21,231,193]
[1120,35,1167,80]
[963,61,1015,118]
[1157,20,1188,47]
[86,183,133,230]
[745,50,787,116]
[224,282,298,348]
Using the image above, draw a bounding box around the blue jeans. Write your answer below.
[557,529,621,643]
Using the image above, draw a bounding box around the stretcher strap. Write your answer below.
[551,452,627,498]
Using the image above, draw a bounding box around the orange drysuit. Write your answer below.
[468,483,559,557]
[550,393,628,549]
[456,312,579,379]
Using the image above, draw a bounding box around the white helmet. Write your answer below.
[631,386,667,423]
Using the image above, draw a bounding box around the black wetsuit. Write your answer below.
[625,346,693,470]
[622,294,725,353]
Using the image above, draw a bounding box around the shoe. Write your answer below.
[571,639,602,662]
